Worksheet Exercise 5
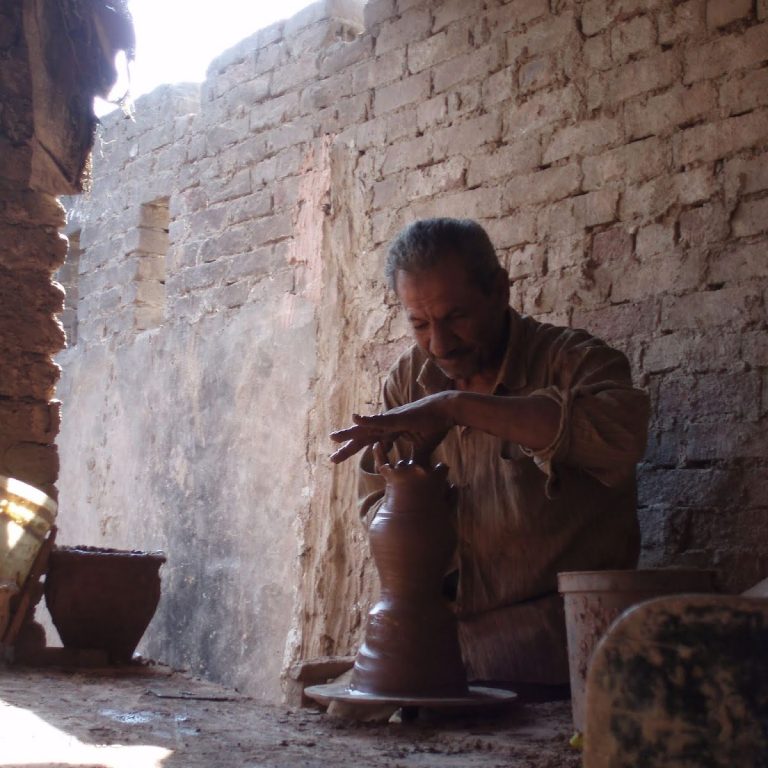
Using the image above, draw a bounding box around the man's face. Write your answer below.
[395,257,510,383]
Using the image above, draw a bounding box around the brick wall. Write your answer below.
[58,0,767,699]
[0,0,115,500]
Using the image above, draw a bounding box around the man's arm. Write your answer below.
[332,390,560,463]
[333,329,649,489]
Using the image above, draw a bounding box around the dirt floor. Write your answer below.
[0,664,581,767]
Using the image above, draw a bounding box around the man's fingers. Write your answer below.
[372,442,390,472]
[329,424,380,443]
[330,422,403,444]
[329,439,367,464]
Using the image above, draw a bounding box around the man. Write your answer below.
[331,218,649,688]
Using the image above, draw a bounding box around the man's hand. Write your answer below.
[330,392,457,465]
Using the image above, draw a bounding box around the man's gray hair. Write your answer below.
[385,218,502,293]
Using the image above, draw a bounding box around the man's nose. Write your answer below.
[429,321,457,358]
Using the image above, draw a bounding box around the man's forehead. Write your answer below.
[395,265,488,312]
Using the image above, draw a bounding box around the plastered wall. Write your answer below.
[56,0,767,700]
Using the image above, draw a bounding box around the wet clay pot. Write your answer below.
[351,460,468,698]
[45,546,166,664]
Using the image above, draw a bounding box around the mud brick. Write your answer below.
[684,23,768,83]
[581,0,613,36]
[404,156,467,200]
[480,65,515,107]
[318,36,374,79]
[572,298,658,341]
[609,50,679,104]
[611,15,656,62]
[373,70,430,115]
[407,23,471,74]
[732,198,768,238]
[636,223,675,259]
[227,190,273,226]
[433,44,502,94]
[364,0,397,29]
[741,328,768,367]
[3,442,59,488]
[299,73,353,113]
[374,7,431,55]
[661,285,764,331]
[537,188,619,236]
[591,227,633,264]
[706,0,752,30]
[675,166,718,206]
[620,177,677,221]
[483,211,537,249]
[504,85,580,138]
[720,67,768,116]
[507,13,578,64]
[675,109,768,165]
[644,332,687,373]
[625,82,717,140]
[270,54,320,97]
[467,138,541,187]
[685,422,768,462]
[409,185,504,221]
[544,118,621,163]
[504,164,582,208]
[584,33,611,71]
[351,49,406,92]
[659,0,706,45]
[679,202,729,247]
[416,94,448,132]
[373,175,402,210]
[637,467,740,507]
[432,111,502,160]
[724,152,768,198]
[432,0,486,33]
[519,55,558,93]
[0,400,58,443]
[380,134,432,175]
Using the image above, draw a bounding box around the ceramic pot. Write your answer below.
[45,546,166,664]
[351,461,468,698]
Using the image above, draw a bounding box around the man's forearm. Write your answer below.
[445,392,561,452]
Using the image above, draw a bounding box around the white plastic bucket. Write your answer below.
[0,475,57,587]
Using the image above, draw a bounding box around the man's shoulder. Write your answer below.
[386,343,428,383]
[382,344,430,406]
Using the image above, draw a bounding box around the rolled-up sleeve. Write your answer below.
[520,331,650,492]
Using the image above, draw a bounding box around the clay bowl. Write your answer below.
[45,545,166,664]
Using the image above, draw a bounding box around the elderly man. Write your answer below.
[331,218,649,690]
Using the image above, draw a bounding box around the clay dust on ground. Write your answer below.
[0,666,580,767]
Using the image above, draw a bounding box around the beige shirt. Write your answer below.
[358,310,650,683]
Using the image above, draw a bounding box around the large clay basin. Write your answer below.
[45,546,166,664]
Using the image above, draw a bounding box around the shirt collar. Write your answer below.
[416,309,528,395]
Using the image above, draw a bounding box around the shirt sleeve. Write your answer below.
[519,329,650,494]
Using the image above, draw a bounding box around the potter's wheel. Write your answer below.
[304,682,517,709]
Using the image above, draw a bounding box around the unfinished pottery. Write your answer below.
[45,546,166,664]
[350,460,468,698]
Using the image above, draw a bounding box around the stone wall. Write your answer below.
[57,0,767,700]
